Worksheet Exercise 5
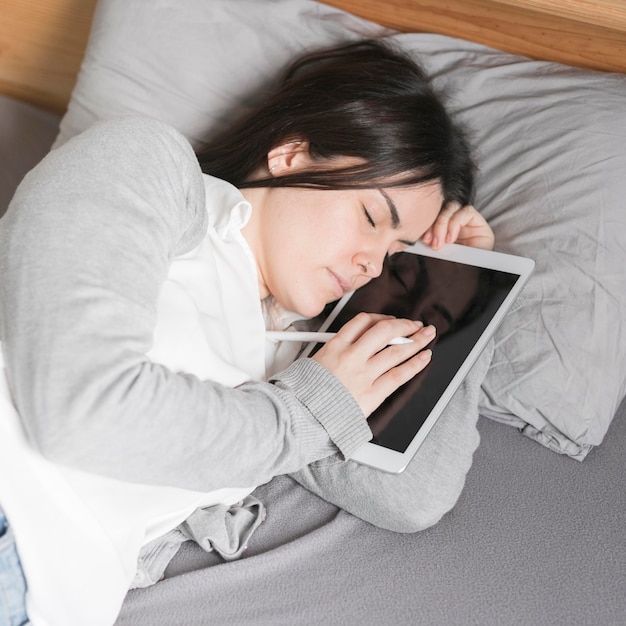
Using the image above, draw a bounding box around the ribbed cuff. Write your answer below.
[271,358,372,459]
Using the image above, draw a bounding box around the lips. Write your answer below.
[328,269,351,299]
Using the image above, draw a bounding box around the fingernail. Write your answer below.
[412,320,424,329]
[422,325,436,337]
[418,349,432,361]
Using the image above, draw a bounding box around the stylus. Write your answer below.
[265,331,413,345]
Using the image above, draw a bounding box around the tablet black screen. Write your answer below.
[321,252,519,452]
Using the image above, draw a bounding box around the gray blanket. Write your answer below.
[116,399,626,625]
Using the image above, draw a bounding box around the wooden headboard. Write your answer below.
[1,0,625,114]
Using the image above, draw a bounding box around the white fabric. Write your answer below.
[0,175,286,626]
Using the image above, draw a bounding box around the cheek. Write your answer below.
[267,254,325,316]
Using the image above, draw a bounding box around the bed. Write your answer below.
[1,0,625,624]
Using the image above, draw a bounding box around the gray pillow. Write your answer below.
[54,0,626,460]
[401,36,626,459]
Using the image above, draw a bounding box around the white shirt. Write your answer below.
[0,175,290,626]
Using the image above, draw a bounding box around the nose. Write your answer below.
[354,253,383,278]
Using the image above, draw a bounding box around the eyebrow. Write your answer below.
[379,189,400,228]
[379,188,417,247]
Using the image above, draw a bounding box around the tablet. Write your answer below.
[300,242,534,474]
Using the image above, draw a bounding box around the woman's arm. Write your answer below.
[0,117,370,491]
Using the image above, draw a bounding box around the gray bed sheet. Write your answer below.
[2,95,624,626]
[116,402,626,626]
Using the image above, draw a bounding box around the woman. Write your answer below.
[0,41,493,625]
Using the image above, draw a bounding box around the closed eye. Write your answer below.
[362,205,375,228]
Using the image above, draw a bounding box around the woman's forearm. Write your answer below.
[0,117,369,491]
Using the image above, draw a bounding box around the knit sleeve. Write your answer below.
[0,116,371,491]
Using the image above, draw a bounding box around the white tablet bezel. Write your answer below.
[301,242,534,474]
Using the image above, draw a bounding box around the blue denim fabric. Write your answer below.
[0,507,29,626]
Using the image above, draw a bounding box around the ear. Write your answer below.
[267,138,312,176]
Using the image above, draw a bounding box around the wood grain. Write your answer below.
[493,0,626,32]
[0,0,96,112]
[323,0,626,74]
[1,0,624,113]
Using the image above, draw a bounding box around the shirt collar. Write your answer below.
[202,174,252,239]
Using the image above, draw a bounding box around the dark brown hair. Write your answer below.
[196,40,475,205]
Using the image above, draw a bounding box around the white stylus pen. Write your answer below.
[265,331,413,345]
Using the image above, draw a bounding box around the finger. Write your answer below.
[450,207,495,250]
[421,226,433,245]
[445,219,462,244]
[369,323,436,373]
[430,215,450,250]
[444,204,476,244]
[430,201,461,249]
[332,312,394,345]
[456,229,494,249]
[353,317,426,355]
[372,346,434,401]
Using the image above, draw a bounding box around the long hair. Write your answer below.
[196,40,475,205]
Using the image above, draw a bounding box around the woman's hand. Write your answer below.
[312,313,436,418]
[421,202,494,251]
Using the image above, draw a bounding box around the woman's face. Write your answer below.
[241,149,443,317]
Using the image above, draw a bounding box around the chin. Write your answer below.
[294,303,325,319]
[287,297,327,320]
[275,284,332,319]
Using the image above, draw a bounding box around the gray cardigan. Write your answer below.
[0,116,370,492]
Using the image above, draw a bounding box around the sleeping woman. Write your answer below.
[0,41,493,626]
